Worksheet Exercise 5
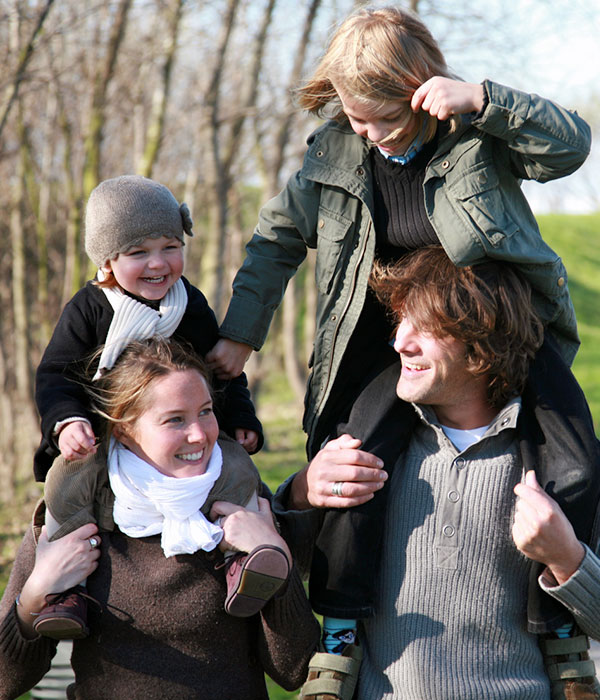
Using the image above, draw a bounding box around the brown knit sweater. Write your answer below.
[0,526,319,699]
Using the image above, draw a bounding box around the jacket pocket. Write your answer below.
[315,206,353,294]
[449,161,519,248]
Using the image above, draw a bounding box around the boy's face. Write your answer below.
[104,236,184,300]
[334,85,418,156]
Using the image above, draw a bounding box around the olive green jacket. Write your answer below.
[221,80,590,452]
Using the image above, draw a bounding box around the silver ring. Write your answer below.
[89,537,99,550]
[331,481,344,497]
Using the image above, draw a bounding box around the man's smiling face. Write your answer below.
[393,316,493,429]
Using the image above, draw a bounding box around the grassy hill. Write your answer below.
[538,213,600,426]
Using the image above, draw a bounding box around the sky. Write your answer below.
[423,0,600,213]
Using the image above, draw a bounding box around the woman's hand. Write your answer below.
[412,77,484,120]
[512,470,585,585]
[206,339,253,379]
[210,497,291,565]
[17,524,101,637]
[289,434,387,510]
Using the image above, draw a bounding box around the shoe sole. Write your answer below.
[34,614,89,640]
[225,546,290,617]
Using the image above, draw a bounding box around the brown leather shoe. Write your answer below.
[33,586,92,640]
[222,545,290,617]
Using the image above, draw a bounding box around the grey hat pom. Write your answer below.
[85,175,194,268]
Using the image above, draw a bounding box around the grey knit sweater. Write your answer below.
[357,402,600,700]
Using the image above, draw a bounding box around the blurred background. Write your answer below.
[0,1,598,697]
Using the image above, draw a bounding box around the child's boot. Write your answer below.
[33,585,92,639]
[222,544,290,617]
[300,643,363,700]
[539,630,600,699]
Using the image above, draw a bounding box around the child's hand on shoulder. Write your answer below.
[235,428,259,454]
[58,421,98,461]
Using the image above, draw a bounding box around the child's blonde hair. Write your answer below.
[297,5,460,141]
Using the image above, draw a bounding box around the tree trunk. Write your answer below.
[138,0,185,178]
[0,0,56,144]
[11,120,38,480]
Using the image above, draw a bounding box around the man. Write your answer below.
[274,247,600,700]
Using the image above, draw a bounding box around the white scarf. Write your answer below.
[94,277,188,379]
[108,437,224,557]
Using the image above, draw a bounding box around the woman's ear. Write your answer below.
[112,423,129,445]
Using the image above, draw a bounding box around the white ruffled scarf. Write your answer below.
[94,276,187,380]
[108,437,224,557]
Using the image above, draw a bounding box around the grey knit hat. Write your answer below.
[84,175,194,268]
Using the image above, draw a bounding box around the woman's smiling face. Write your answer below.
[116,369,219,478]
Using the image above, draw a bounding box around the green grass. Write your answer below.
[538,213,600,427]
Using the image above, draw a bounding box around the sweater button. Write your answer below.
[455,457,466,469]
[443,525,455,537]
[448,490,460,503]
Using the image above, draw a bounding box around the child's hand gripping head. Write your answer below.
[84,175,194,301]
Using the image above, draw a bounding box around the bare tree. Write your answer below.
[0,0,56,144]
[137,0,185,178]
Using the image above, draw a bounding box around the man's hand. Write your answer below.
[512,470,585,585]
[206,339,253,379]
[411,77,484,121]
[289,434,388,510]
[58,421,97,461]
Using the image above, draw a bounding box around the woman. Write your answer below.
[0,338,319,699]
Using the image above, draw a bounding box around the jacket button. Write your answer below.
[316,150,324,157]
[557,276,565,287]
[442,160,450,169]
[478,173,487,184]
[356,166,365,177]
[318,219,325,229]
[331,314,337,322]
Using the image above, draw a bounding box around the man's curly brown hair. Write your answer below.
[370,246,544,408]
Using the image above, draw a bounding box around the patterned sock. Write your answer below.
[322,616,357,654]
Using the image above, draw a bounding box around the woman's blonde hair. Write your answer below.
[298,5,459,141]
